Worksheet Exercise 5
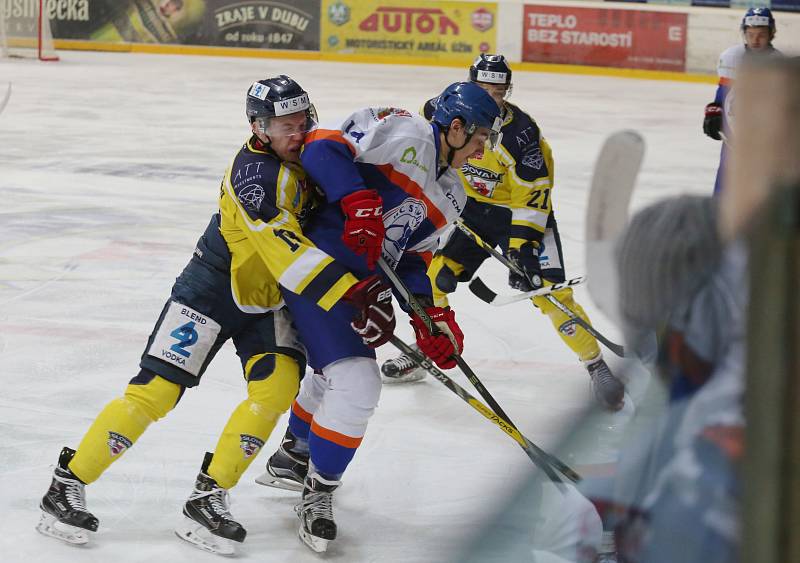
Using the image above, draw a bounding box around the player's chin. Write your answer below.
[286,147,302,162]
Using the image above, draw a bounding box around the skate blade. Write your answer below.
[298,525,330,553]
[381,370,426,384]
[175,516,236,556]
[36,512,90,545]
[254,471,303,492]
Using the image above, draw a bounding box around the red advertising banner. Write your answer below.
[522,5,687,71]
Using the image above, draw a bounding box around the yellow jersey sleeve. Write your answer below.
[219,138,358,312]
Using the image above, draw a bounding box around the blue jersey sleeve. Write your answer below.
[713,84,727,106]
[394,251,433,302]
[301,129,368,203]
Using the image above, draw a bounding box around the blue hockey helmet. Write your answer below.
[432,81,502,147]
[246,75,317,134]
[741,7,776,37]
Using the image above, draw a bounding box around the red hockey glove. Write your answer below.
[343,275,395,348]
[410,306,464,369]
[341,189,385,270]
[703,103,723,141]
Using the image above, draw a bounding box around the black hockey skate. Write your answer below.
[381,348,426,383]
[586,356,625,411]
[295,472,340,553]
[37,446,99,545]
[175,452,246,556]
[255,430,308,492]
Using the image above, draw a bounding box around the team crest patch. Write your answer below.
[521,147,544,170]
[373,107,412,121]
[239,183,265,211]
[383,198,427,266]
[558,319,578,337]
[107,431,133,457]
[240,434,264,459]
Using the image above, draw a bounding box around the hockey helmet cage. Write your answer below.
[741,7,776,36]
[432,81,503,148]
[469,53,512,86]
[246,75,317,133]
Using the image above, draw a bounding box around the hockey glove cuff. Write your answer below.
[508,242,543,292]
[410,307,464,369]
[703,103,723,141]
[344,275,396,348]
[341,189,385,270]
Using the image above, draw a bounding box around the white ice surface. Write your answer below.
[0,52,715,563]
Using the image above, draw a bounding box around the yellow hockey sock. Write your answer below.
[533,288,601,362]
[69,375,181,484]
[427,255,466,308]
[207,353,301,490]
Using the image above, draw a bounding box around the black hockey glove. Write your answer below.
[508,242,543,292]
[703,103,723,141]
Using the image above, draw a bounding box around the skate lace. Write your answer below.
[589,361,614,385]
[392,354,417,373]
[189,486,233,518]
[295,491,333,521]
[55,473,88,512]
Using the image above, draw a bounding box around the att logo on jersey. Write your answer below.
[521,147,544,170]
[239,183,265,211]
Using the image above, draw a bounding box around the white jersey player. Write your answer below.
[259,82,502,553]
[703,7,779,194]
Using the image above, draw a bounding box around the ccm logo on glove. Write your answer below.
[341,189,385,269]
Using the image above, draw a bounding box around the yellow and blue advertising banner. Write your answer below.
[321,0,497,63]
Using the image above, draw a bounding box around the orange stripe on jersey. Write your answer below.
[304,128,355,156]
[310,420,364,449]
[375,163,447,229]
[291,401,313,424]
[719,77,733,87]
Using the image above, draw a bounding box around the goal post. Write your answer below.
[0,0,59,61]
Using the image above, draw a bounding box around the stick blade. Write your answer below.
[467,277,498,304]
[585,131,645,324]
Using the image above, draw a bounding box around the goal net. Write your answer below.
[0,0,59,61]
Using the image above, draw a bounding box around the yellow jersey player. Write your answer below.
[36,75,394,555]
[382,54,625,411]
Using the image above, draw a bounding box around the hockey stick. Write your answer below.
[468,275,586,306]
[378,258,580,483]
[387,334,580,484]
[585,131,645,325]
[0,83,11,115]
[454,220,625,357]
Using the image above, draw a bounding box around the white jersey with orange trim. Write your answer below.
[714,43,780,130]
[300,107,467,297]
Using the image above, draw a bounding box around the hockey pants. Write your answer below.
[286,356,382,480]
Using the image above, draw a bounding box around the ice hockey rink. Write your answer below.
[0,51,718,562]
